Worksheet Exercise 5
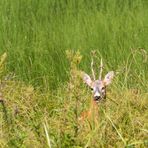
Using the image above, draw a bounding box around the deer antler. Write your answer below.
[91,57,95,80]
[99,58,103,80]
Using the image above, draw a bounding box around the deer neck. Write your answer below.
[89,97,98,115]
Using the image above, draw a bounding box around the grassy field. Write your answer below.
[0,0,148,147]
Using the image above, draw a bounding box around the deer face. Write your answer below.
[83,71,114,102]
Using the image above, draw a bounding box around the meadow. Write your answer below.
[0,0,148,147]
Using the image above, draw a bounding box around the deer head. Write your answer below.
[83,57,114,102]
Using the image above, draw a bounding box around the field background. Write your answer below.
[0,0,148,147]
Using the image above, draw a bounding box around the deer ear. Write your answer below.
[104,71,114,86]
[83,73,92,87]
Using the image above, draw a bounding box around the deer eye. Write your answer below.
[90,87,93,91]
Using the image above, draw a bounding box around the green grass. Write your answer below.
[0,0,148,147]
[0,0,147,89]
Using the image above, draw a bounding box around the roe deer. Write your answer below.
[79,56,115,123]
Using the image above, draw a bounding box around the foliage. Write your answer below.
[0,0,147,89]
[0,50,147,147]
[0,0,147,147]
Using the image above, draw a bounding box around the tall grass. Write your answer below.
[0,0,147,89]
[0,0,148,147]
[0,48,147,147]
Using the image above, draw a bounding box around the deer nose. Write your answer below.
[94,96,101,101]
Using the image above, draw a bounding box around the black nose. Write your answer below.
[94,96,101,101]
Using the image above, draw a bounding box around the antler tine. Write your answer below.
[99,58,103,80]
[91,57,96,80]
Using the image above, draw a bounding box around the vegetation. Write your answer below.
[0,0,147,147]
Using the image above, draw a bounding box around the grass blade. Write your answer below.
[43,122,52,148]
[103,111,126,146]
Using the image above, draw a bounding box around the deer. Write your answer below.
[79,55,115,125]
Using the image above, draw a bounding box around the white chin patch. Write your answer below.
[94,92,100,97]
